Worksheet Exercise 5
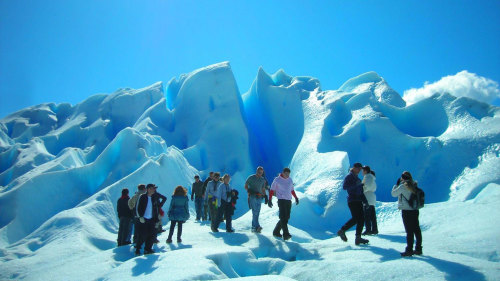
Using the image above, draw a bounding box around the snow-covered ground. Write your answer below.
[1,62,499,280]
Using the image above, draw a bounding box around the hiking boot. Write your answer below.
[283,234,292,241]
[400,250,414,257]
[144,249,155,255]
[166,238,172,244]
[177,238,182,243]
[414,247,423,255]
[273,232,282,238]
[211,227,219,232]
[355,236,369,245]
[371,230,378,235]
[337,229,348,242]
[362,231,372,236]
[226,229,235,233]
[135,250,141,256]
[154,239,159,244]
[256,226,263,233]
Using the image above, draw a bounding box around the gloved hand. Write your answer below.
[268,200,273,208]
[295,197,299,205]
[264,196,268,204]
[139,217,145,223]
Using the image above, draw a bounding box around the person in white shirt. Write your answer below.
[362,166,378,235]
[268,168,299,240]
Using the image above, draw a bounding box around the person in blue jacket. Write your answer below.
[166,186,190,243]
[337,163,369,245]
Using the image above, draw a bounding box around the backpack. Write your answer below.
[406,186,425,209]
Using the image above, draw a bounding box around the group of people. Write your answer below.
[116,183,190,256]
[117,163,422,258]
[337,162,423,257]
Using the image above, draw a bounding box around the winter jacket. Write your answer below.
[117,196,133,218]
[168,195,190,222]
[137,193,160,222]
[128,190,146,211]
[191,180,205,199]
[216,183,232,207]
[343,171,366,203]
[271,175,294,200]
[362,174,377,206]
[391,180,417,210]
[206,180,221,202]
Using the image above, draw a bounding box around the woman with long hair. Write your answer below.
[166,186,190,243]
[391,171,423,257]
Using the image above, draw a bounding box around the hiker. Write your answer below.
[245,166,267,233]
[117,188,133,246]
[362,166,378,235]
[166,186,190,243]
[202,172,214,221]
[392,171,423,257]
[151,186,167,243]
[268,168,299,240]
[128,184,146,245]
[337,163,369,245]
[135,183,160,255]
[213,174,235,233]
[191,175,206,221]
[206,172,222,231]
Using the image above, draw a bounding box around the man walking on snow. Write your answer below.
[268,167,299,240]
[245,166,267,233]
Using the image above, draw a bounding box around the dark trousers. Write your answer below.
[136,219,155,252]
[341,201,365,237]
[209,199,218,227]
[167,220,183,240]
[214,200,233,231]
[273,199,292,236]
[117,216,133,246]
[195,197,204,220]
[204,201,210,220]
[402,210,422,252]
[364,205,378,233]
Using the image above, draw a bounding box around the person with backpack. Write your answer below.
[212,174,235,232]
[362,166,378,235]
[191,175,206,221]
[268,168,299,240]
[206,172,222,232]
[337,162,369,245]
[128,184,146,245]
[166,186,190,243]
[391,171,423,257]
[117,188,134,246]
[135,184,160,255]
[245,166,267,233]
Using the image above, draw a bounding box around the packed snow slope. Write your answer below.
[0,62,499,280]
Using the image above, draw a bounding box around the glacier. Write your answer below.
[0,62,499,280]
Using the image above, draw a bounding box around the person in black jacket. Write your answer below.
[117,188,133,246]
[151,186,167,243]
[337,163,369,245]
[135,183,160,255]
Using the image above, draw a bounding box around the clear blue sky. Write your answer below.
[1,0,499,118]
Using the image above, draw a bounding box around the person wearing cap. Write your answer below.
[135,183,160,255]
[337,162,369,245]
[128,184,146,245]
